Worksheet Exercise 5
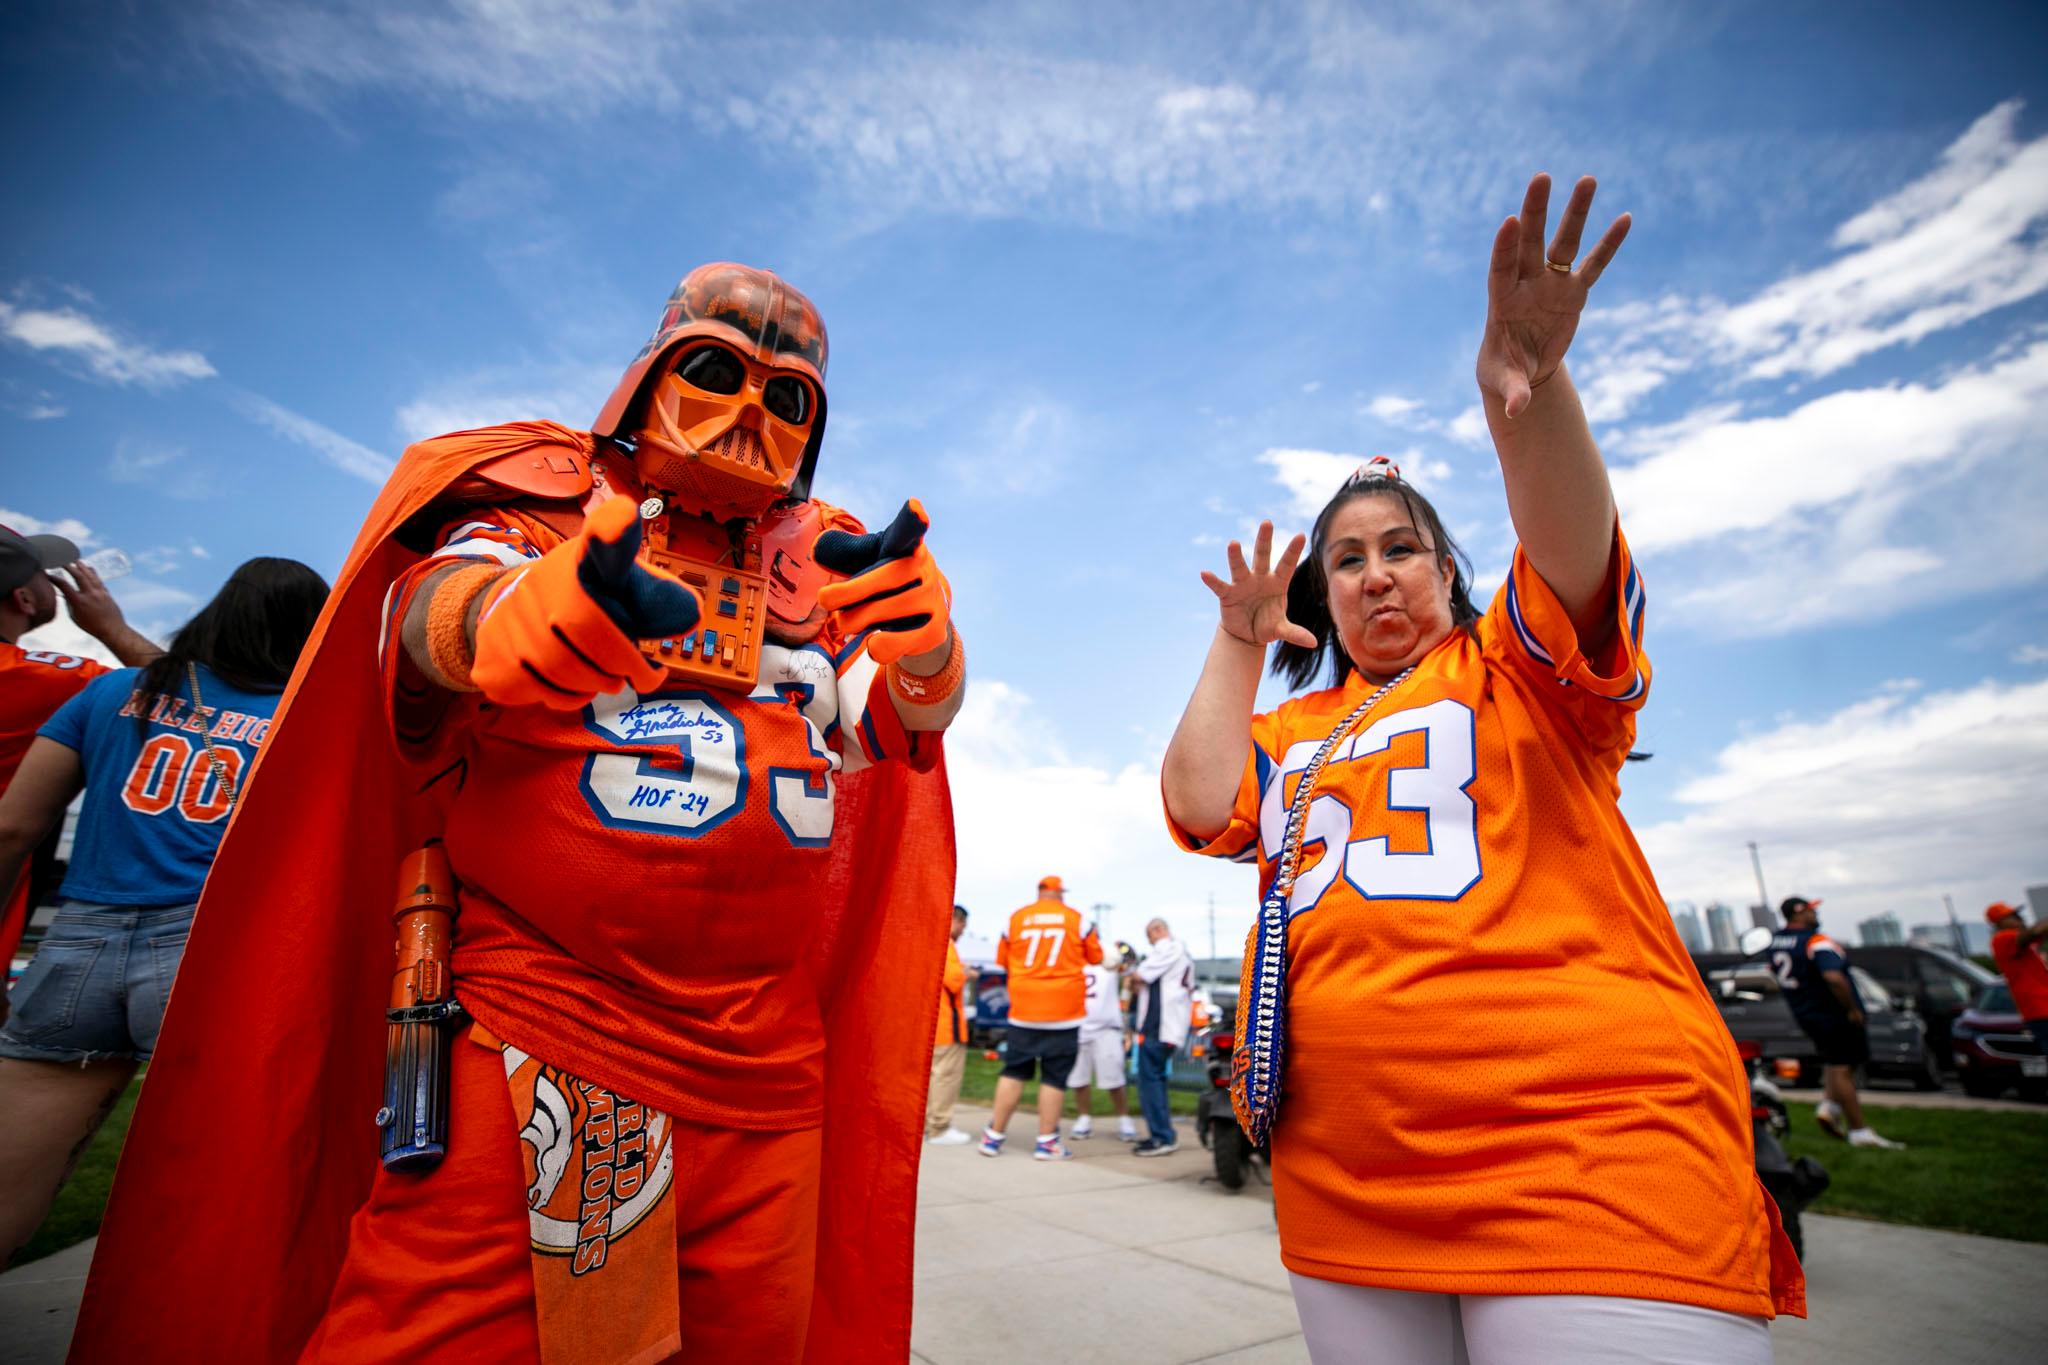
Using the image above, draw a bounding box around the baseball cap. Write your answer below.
[1779,896,1821,917]
[0,524,81,594]
[1038,875,1064,893]
[1985,901,2023,925]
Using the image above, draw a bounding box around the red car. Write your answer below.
[1950,983,2046,1100]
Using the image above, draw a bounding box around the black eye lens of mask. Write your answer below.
[677,345,745,395]
[763,376,811,424]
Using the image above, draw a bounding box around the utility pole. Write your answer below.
[1943,895,1966,957]
[1747,842,1771,923]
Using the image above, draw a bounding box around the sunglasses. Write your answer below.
[674,344,815,425]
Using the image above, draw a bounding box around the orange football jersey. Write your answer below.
[1,643,109,958]
[934,939,967,1047]
[381,501,938,1130]
[997,898,1102,1028]
[1171,532,1802,1319]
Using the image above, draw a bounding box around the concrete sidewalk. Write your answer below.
[8,1105,2045,1362]
[913,1105,2048,1364]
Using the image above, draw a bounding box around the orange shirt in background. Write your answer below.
[1992,929,2048,1021]
[1170,531,1802,1320]
[0,643,109,960]
[934,939,967,1046]
[997,897,1102,1028]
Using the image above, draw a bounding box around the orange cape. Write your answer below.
[72,422,953,1363]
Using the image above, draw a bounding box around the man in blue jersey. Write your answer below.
[1768,896,1904,1150]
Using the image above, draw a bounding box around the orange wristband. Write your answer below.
[886,629,964,707]
[425,562,504,691]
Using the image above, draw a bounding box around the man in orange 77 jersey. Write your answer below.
[983,875,1102,1160]
[80,264,965,1365]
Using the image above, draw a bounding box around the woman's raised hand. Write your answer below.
[1477,173,1631,419]
[1201,521,1318,649]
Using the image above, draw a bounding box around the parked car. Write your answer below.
[969,967,1008,1047]
[1709,963,1941,1089]
[1950,982,2046,1100]
[1849,945,1997,1073]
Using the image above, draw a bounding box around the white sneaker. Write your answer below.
[1814,1102,1846,1141]
[928,1128,973,1146]
[1848,1128,1906,1150]
[1070,1118,1093,1139]
[1117,1124,1140,1142]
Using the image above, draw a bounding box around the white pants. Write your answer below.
[1289,1274,1772,1365]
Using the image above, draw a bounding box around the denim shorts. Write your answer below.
[0,900,195,1063]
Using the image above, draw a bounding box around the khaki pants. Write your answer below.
[926,1042,967,1136]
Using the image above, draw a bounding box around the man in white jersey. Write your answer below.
[1068,957,1138,1141]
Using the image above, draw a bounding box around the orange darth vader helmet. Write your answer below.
[593,263,829,518]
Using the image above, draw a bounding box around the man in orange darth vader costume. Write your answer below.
[75,265,963,1365]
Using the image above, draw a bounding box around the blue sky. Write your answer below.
[5,0,2045,960]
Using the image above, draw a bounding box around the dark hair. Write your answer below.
[1272,472,1480,692]
[133,557,330,732]
[952,904,969,921]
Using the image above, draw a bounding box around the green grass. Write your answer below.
[959,1050,1207,1117]
[17,1075,142,1266]
[1782,1099,2048,1244]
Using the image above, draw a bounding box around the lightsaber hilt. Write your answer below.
[377,841,463,1173]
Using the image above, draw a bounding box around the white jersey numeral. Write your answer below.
[1261,698,1484,915]
[581,691,748,836]
[1018,927,1067,967]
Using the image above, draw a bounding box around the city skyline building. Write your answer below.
[1670,905,1705,954]
[1859,913,1904,947]
[1705,903,1739,955]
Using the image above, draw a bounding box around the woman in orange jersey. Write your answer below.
[1162,174,1802,1363]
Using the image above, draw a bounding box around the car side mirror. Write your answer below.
[1738,926,1774,956]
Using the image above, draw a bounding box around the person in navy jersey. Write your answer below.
[1768,896,1904,1151]
[0,557,327,1261]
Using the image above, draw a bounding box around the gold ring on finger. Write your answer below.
[1545,258,1573,273]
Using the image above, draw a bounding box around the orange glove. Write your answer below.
[813,498,951,665]
[472,497,701,709]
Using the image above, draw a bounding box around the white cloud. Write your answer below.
[1259,447,1359,521]
[1611,339,2048,554]
[1258,444,1452,525]
[191,0,1700,231]
[945,678,1259,954]
[2016,644,2048,664]
[1580,100,2048,414]
[108,437,208,499]
[1366,394,1423,422]
[229,390,395,484]
[0,300,214,389]
[0,506,96,545]
[1634,676,2048,923]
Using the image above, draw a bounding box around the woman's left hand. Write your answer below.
[1476,173,1631,419]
